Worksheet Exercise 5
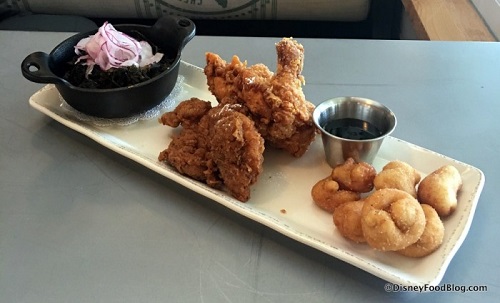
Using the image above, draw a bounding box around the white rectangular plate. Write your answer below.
[29,61,484,287]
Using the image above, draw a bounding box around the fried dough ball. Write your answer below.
[333,200,366,243]
[397,204,445,257]
[331,158,376,193]
[417,165,462,217]
[361,188,426,251]
[373,160,421,198]
[311,177,360,213]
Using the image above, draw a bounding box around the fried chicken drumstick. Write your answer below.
[204,38,316,157]
[158,98,264,202]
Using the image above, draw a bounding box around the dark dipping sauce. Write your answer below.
[323,118,382,140]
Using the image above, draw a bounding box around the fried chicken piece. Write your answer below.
[206,105,265,201]
[159,127,211,183]
[205,54,273,106]
[159,97,212,128]
[158,98,212,182]
[158,98,264,202]
[204,38,316,157]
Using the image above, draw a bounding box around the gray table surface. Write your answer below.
[1,30,499,302]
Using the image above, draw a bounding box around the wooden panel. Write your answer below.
[402,0,496,41]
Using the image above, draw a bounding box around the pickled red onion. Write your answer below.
[75,22,164,76]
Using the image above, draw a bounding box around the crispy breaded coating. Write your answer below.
[204,38,316,157]
[158,98,213,182]
[159,98,212,128]
[158,98,264,202]
[206,104,265,201]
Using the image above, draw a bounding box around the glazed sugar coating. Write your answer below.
[397,204,445,257]
[374,160,421,198]
[331,157,376,193]
[311,177,360,213]
[333,200,366,243]
[417,165,462,217]
[361,188,426,251]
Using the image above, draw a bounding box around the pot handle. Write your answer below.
[151,16,196,52]
[21,52,68,85]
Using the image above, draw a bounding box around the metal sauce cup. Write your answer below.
[313,97,397,167]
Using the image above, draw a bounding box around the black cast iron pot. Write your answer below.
[21,16,195,118]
